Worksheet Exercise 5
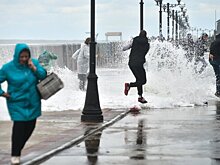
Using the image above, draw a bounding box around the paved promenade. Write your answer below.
[0,109,128,165]
[42,101,220,165]
[1,101,220,165]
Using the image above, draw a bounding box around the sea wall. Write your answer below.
[0,42,126,70]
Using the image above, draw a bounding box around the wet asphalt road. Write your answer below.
[41,101,220,165]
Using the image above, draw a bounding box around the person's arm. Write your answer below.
[72,48,81,59]
[0,67,9,98]
[122,39,133,51]
[209,42,215,61]
[50,52,58,60]
[28,59,37,72]
[209,53,214,61]
[209,42,214,55]
[29,59,47,80]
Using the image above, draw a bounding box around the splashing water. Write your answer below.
[0,41,217,120]
[145,40,216,108]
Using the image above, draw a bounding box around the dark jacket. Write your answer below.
[209,35,220,64]
[129,36,150,66]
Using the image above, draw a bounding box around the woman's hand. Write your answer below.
[28,59,37,71]
[209,54,214,61]
[2,92,10,98]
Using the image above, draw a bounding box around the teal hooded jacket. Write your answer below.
[0,43,47,121]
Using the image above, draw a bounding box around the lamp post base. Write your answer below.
[81,114,103,123]
[81,73,103,123]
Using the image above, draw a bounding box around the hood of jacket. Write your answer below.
[13,43,31,67]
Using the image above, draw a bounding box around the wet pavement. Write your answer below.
[0,109,128,165]
[42,101,220,165]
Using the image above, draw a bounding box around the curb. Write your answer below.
[22,110,130,165]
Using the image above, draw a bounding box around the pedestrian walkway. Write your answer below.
[0,109,129,165]
[2,101,220,165]
[42,101,220,165]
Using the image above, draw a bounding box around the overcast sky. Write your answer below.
[0,0,219,40]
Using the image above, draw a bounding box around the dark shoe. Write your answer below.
[215,92,220,97]
[124,83,130,96]
[138,97,147,104]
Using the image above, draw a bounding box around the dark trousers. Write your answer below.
[129,64,147,96]
[210,62,220,93]
[78,74,87,91]
[11,119,36,156]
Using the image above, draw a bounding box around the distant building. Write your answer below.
[105,32,122,42]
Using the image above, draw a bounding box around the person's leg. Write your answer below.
[124,65,139,95]
[211,63,220,94]
[194,57,200,73]
[82,74,87,91]
[216,66,220,93]
[198,57,208,74]
[137,66,147,96]
[20,119,36,151]
[135,66,147,103]
[129,65,146,95]
[78,74,84,90]
[11,121,25,156]
[129,65,146,88]
[12,119,36,156]
[127,65,147,103]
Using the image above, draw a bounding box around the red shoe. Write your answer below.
[138,97,147,104]
[124,83,130,96]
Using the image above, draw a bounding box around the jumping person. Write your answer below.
[123,30,150,104]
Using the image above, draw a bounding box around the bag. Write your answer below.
[37,72,64,100]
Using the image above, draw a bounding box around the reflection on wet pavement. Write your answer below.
[42,102,220,165]
[130,119,146,160]
[85,131,102,165]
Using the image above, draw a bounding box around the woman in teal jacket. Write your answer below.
[0,43,47,164]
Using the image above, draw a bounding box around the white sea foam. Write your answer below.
[0,40,217,120]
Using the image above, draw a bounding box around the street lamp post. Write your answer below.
[172,10,175,40]
[155,0,163,38]
[155,0,182,40]
[162,3,171,40]
[175,10,178,41]
[179,16,183,40]
[159,0,163,38]
[81,0,103,122]
[167,3,170,40]
[140,0,144,31]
